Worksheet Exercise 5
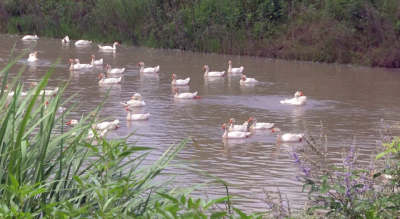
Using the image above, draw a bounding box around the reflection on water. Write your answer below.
[1,34,400,211]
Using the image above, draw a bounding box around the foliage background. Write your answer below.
[1,0,400,67]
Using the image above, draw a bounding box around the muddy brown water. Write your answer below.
[1,34,400,211]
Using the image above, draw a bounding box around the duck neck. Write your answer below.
[228,64,232,72]
[113,43,117,49]
[252,119,257,127]
[140,64,145,72]
[204,68,209,75]
[69,62,74,70]
[223,128,229,138]
[127,110,131,118]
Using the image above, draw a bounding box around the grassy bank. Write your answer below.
[1,0,400,67]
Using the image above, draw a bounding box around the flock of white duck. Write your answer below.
[19,34,308,142]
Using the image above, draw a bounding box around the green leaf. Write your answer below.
[8,173,19,189]
[73,175,84,187]
[233,207,249,219]
[157,192,179,204]
[204,196,231,209]
[336,186,345,194]
[320,186,330,194]
[366,210,375,219]
[180,194,186,206]
[28,188,46,198]
[210,212,227,219]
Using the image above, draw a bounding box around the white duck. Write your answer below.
[74,59,93,69]
[91,55,103,65]
[171,74,190,85]
[137,62,160,73]
[45,101,66,113]
[106,64,125,74]
[98,42,119,50]
[248,116,274,130]
[240,75,258,84]
[4,85,28,97]
[66,119,108,140]
[22,35,39,40]
[174,87,201,99]
[228,61,244,73]
[120,93,145,107]
[75,40,92,45]
[62,36,70,43]
[98,73,122,84]
[126,106,150,120]
[229,118,249,132]
[30,82,59,96]
[92,119,120,130]
[222,123,251,139]
[271,128,303,143]
[280,91,307,105]
[28,52,38,62]
[203,65,225,77]
[69,59,82,71]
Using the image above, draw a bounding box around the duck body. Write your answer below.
[228,61,244,73]
[6,90,28,97]
[98,73,122,84]
[30,82,59,96]
[98,42,119,50]
[240,75,258,84]
[62,36,70,43]
[174,87,201,99]
[92,119,120,130]
[106,65,125,74]
[120,99,145,107]
[126,106,150,120]
[74,59,93,69]
[69,59,82,71]
[248,116,274,130]
[203,65,225,77]
[222,124,251,139]
[229,118,249,132]
[75,40,92,45]
[280,91,307,105]
[120,93,145,107]
[137,62,160,73]
[66,119,108,140]
[22,35,39,40]
[28,52,38,62]
[171,74,190,85]
[271,128,303,143]
[91,55,103,65]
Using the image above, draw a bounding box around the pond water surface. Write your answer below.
[1,34,400,211]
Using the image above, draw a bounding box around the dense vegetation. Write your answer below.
[1,0,400,67]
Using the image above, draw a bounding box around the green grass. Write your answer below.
[2,0,400,67]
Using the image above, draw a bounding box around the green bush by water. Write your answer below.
[1,0,400,67]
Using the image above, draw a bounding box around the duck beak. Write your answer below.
[126,107,129,111]
[300,92,304,96]
[271,129,275,133]
[202,66,205,70]
[66,121,72,125]
[222,124,225,129]
[98,74,102,79]
[137,63,140,66]
[229,119,232,124]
